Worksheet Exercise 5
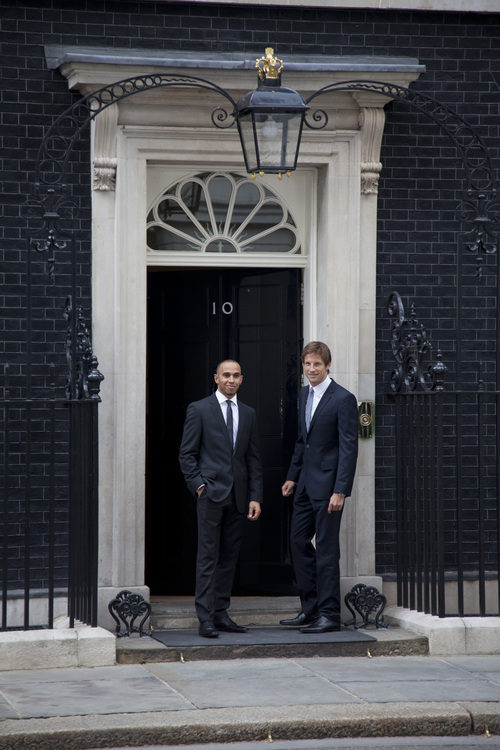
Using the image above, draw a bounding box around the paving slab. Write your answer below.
[0,665,191,719]
[337,678,500,703]
[147,659,363,708]
[0,655,499,749]
[293,654,467,682]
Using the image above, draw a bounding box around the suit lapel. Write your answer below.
[210,394,230,443]
[233,401,246,453]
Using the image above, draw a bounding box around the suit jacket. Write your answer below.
[287,379,358,499]
[179,393,263,514]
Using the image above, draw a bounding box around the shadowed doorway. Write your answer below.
[145,267,302,596]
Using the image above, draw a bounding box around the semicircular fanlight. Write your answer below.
[147,172,301,255]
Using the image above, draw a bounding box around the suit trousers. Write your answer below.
[195,489,243,623]
[290,488,344,621]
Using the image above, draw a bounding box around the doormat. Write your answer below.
[151,626,376,648]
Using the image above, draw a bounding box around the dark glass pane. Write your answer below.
[147,225,202,252]
[243,227,296,253]
[207,175,233,226]
[205,239,237,253]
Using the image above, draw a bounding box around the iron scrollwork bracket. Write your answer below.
[64,296,104,401]
[387,291,447,393]
[27,183,77,280]
[460,190,500,279]
[108,590,152,638]
[344,583,387,629]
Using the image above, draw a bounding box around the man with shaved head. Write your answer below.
[179,360,262,638]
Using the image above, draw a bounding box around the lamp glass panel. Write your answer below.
[254,112,303,172]
[237,115,258,173]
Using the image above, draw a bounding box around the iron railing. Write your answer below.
[388,293,500,617]
[1,392,99,630]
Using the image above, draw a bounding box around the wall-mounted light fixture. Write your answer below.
[234,48,309,180]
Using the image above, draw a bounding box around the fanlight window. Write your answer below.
[147,172,301,255]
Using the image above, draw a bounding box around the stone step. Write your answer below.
[116,626,428,664]
[115,596,429,664]
[150,595,301,630]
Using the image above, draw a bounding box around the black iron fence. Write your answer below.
[389,292,500,617]
[1,393,99,630]
[68,399,99,628]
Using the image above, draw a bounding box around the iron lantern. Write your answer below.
[235,48,309,179]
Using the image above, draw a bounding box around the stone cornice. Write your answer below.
[45,45,424,98]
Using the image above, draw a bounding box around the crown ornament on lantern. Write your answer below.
[256,48,283,81]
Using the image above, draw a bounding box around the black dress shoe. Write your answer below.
[280,611,318,627]
[214,614,248,633]
[198,621,219,638]
[300,615,341,633]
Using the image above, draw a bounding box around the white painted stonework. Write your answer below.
[385,607,500,655]
[0,622,115,671]
[49,48,423,627]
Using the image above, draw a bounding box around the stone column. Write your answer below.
[91,110,149,629]
[353,95,386,578]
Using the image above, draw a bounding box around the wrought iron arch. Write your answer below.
[27,72,500,399]
[304,79,499,263]
[31,74,499,272]
[35,73,238,186]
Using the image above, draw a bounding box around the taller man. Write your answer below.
[281,341,358,633]
[179,360,262,638]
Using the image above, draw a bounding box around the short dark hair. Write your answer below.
[301,341,332,367]
[215,359,241,375]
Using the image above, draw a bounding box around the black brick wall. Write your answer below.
[1,1,499,580]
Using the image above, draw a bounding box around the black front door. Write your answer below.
[146,267,302,595]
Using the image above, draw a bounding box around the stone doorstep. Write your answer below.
[0,623,116,672]
[150,594,301,630]
[116,626,429,664]
[123,596,430,663]
[385,606,500,655]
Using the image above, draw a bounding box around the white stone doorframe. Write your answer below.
[47,51,422,628]
[93,127,377,628]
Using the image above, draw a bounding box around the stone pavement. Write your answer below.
[0,652,499,749]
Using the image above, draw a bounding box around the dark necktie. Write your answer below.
[226,399,234,449]
[305,386,314,431]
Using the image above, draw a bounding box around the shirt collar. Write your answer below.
[311,376,331,397]
[215,389,238,405]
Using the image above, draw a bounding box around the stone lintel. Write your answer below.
[44,45,424,98]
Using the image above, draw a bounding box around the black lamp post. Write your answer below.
[235,48,309,180]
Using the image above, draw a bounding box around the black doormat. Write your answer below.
[151,626,376,648]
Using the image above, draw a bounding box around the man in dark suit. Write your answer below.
[179,359,262,638]
[281,341,358,633]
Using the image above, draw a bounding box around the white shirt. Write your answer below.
[197,391,239,492]
[309,376,331,419]
[215,389,239,445]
